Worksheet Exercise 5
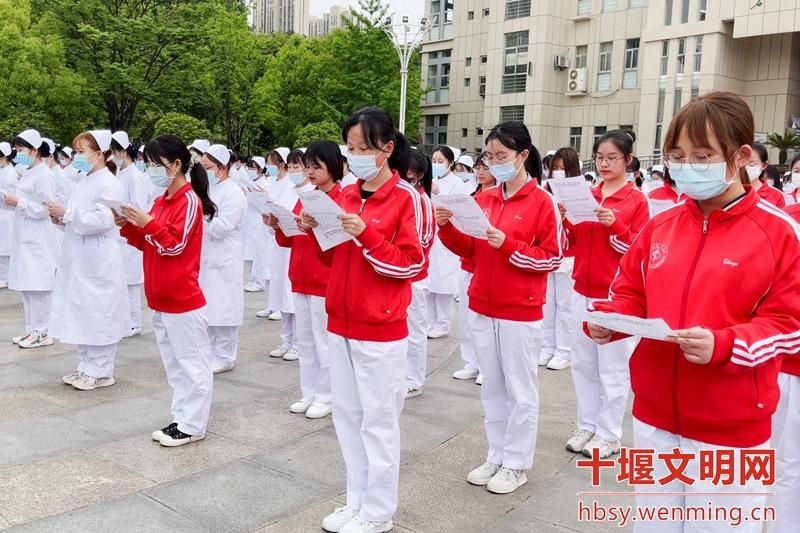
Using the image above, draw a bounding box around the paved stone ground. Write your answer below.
[0,288,635,532]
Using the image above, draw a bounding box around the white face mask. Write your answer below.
[746,165,762,182]
[550,170,566,179]
[792,172,800,186]
[347,152,385,182]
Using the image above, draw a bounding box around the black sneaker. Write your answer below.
[159,425,205,447]
[152,422,178,442]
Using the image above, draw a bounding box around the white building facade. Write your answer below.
[420,0,800,165]
[308,5,352,37]
[253,0,310,36]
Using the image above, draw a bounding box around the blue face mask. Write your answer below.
[432,163,448,179]
[246,169,258,180]
[288,172,306,185]
[347,153,383,182]
[135,161,145,172]
[488,155,521,183]
[147,165,173,188]
[207,170,218,187]
[670,162,733,201]
[14,151,34,167]
[266,164,279,177]
[72,153,95,174]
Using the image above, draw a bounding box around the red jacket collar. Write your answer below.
[484,177,539,201]
[592,181,636,202]
[164,182,193,202]
[348,170,402,201]
[684,186,759,224]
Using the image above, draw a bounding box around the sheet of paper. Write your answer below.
[298,189,353,252]
[547,176,600,224]
[649,199,676,216]
[434,194,490,240]
[245,191,272,214]
[95,197,129,213]
[587,312,676,341]
[263,201,304,237]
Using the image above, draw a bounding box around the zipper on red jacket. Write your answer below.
[673,217,709,432]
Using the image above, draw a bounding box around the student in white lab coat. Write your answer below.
[266,149,304,361]
[198,144,246,374]
[44,130,129,390]
[243,156,268,292]
[426,145,472,338]
[455,154,478,193]
[5,129,58,348]
[111,131,151,336]
[59,146,77,177]
[339,145,358,187]
[188,139,211,166]
[0,142,17,288]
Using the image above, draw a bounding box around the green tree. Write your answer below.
[766,130,800,165]
[295,121,343,147]
[153,112,212,143]
[346,0,390,29]
[0,0,94,142]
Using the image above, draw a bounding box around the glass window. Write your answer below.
[577,0,591,16]
[426,50,452,104]
[569,127,583,156]
[597,41,613,91]
[481,55,488,64]
[680,0,689,23]
[462,128,468,137]
[594,126,607,145]
[502,31,529,94]
[676,37,686,75]
[691,74,700,99]
[603,0,616,12]
[479,76,486,98]
[468,10,474,20]
[476,127,484,135]
[483,8,490,16]
[673,88,683,117]
[653,125,663,155]
[629,0,645,7]
[465,57,472,67]
[623,38,639,89]
[575,45,588,69]
[660,40,670,76]
[464,77,471,87]
[699,0,707,21]
[424,115,449,153]
[664,0,673,25]
[505,0,531,19]
[500,106,525,123]
[694,35,703,72]
[430,0,454,40]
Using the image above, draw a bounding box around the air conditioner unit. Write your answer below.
[554,55,569,69]
[566,67,587,95]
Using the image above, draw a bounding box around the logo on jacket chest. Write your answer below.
[648,243,669,270]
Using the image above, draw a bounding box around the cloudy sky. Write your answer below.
[310,0,425,19]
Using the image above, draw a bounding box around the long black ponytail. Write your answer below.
[143,134,217,221]
[485,122,543,179]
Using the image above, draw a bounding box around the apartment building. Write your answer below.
[420,0,800,164]
[253,0,310,36]
[308,5,353,37]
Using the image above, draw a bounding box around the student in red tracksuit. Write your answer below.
[564,130,650,460]
[746,142,785,207]
[404,148,435,399]
[588,92,800,533]
[436,122,562,495]
[117,134,218,447]
[302,107,424,533]
[270,140,343,421]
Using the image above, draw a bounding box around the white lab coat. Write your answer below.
[267,178,303,313]
[0,165,17,256]
[341,172,358,188]
[49,168,129,345]
[242,176,269,262]
[200,178,246,327]
[428,172,472,294]
[116,164,150,285]
[8,162,58,291]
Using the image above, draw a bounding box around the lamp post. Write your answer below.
[381,12,436,134]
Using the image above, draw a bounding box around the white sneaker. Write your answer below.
[19,331,54,349]
[72,375,115,391]
[487,467,528,494]
[321,505,358,532]
[255,308,272,318]
[62,370,83,385]
[405,387,422,399]
[452,368,479,380]
[269,345,289,358]
[289,397,313,414]
[582,435,621,459]
[340,517,393,533]
[212,361,234,374]
[126,327,142,338]
[467,462,501,486]
[267,310,282,321]
[538,352,555,366]
[11,332,30,345]
[566,429,595,453]
[427,329,447,339]
[546,355,571,370]
[282,348,299,361]
[305,402,332,419]
[244,282,264,292]
[475,374,483,385]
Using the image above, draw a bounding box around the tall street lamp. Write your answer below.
[381,12,436,134]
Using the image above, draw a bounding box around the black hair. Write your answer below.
[752,142,769,164]
[342,106,411,177]
[408,148,432,196]
[790,154,800,172]
[765,165,781,191]
[474,151,488,168]
[630,156,641,173]
[433,145,455,167]
[584,173,595,183]
[110,138,140,162]
[246,158,264,172]
[593,129,636,159]
[305,140,343,183]
[12,136,51,158]
[485,122,543,179]
[542,154,554,171]
[663,166,675,186]
[143,134,217,220]
[286,149,305,167]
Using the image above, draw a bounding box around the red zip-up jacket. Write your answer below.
[411,184,436,283]
[120,183,206,313]
[755,180,786,207]
[439,180,562,321]
[648,183,682,203]
[566,181,650,299]
[591,190,800,447]
[275,183,343,297]
[781,203,800,377]
[315,172,424,342]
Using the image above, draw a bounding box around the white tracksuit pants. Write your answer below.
[76,343,118,379]
[770,373,800,533]
[571,293,635,442]
[281,312,297,350]
[128,284,143,330]
[0,255,9,282]
[153,308,213,436]
[208,325,239,367]
[294,293,331,405]
[458,270,479,373]
[469,311,542,470]
[406,281,429,389]
[22,290,52,333]
[633,418,768,533]
[426,292,453,333]
[542,272,574,360]
[329,333,406,523]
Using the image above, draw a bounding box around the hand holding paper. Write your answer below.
[264,202,304,237]
[587,312,676,341]
[433,194,490,239]
[547,177,600,224]
[96,197,130,214]
[298,189,353,251]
